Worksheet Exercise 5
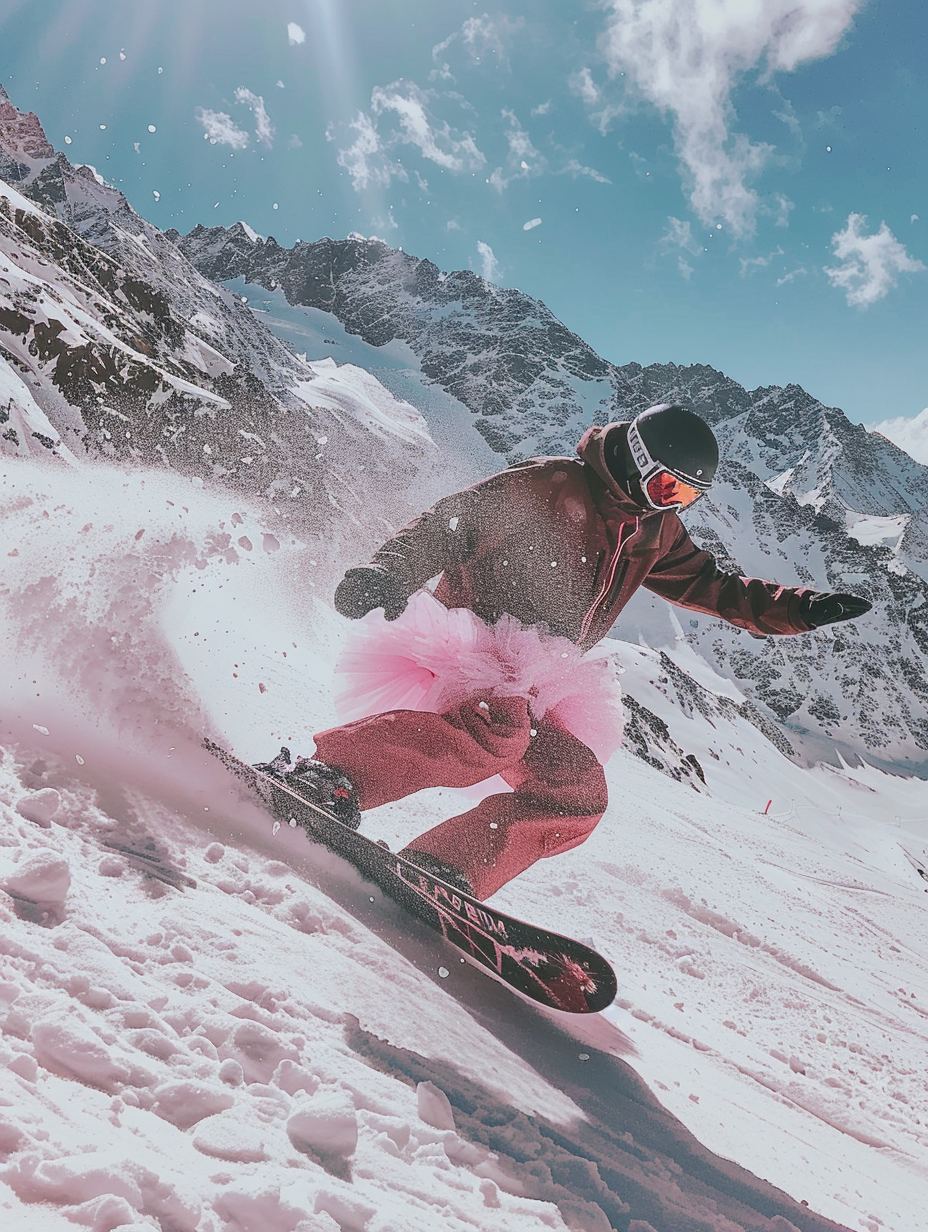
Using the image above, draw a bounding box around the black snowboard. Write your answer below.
[205,739,617,1014]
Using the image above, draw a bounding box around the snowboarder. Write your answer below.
[262,404,872,901]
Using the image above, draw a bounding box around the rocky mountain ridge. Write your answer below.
[169,226,928,534]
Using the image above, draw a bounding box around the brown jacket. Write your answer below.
[372,423,813,651]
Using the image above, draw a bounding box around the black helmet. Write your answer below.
[626,404,718,511]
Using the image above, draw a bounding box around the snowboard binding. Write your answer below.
[254,746,362,830]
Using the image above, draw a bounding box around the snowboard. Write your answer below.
[205,739,617,1014]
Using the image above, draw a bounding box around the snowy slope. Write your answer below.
[2,452,927,1232]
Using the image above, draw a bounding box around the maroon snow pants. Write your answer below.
[312,694,608,900]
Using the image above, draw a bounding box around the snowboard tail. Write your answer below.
[205,738,617,1014]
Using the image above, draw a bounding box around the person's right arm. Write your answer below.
[334,476,508,620]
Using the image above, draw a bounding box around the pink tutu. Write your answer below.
[334,591,624,763]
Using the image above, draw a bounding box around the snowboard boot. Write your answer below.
[399,848,475,898]
[254,747,362,830]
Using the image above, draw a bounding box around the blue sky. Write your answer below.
[1,0,925,429]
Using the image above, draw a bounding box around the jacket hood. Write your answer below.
[576,422,648,514]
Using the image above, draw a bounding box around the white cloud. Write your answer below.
[195,107,249,149]
[430,14,522,79]
[570,67,601,109]
[596,0,864,235]
[773,98,803,140]
[432,32,456,60]
[531,100,552,117]
[235,88,274,148]
[488,109,545,191]
[678,257,694,280]
[814,104,843,129]
[287,22,305,46]
[429,32,456,83]
[738,245,785,276]
[824,213,926,307]
[487,111,610,191]
[334,111,405,191]
[771,193,794,228]
[776,267,807,286]
[523,218,542,231]
[461,14,523,69]
[371,80,485,174]
[446,219,461,231]
[661,216,702,256]
[561,159,611,184]
[476,240,503,283]
[372,209,399,233]
[869,408,928,465]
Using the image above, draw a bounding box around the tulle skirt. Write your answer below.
[334,591,624,764]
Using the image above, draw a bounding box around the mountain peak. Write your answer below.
[0,81,56,163]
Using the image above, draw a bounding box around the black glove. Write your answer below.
[799,591,872,629]
[334,566,408,621]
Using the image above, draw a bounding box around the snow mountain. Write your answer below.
[171,223,928,774]
[0,85,450,552]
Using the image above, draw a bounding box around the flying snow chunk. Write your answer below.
[523,218,542,231]
[152,190,160,201]
[148,124,157,133]
[287,22,306,45]
[64,136,72,144]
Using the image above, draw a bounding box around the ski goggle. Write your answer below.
[643,470,706,510]
[627,421,711,511]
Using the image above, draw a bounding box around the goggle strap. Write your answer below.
[627,420,657,480]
